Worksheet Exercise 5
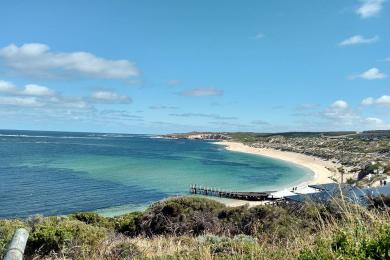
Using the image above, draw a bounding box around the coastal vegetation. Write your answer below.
[227,131,390,187]
[1,196,389,259]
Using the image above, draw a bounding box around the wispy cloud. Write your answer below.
[179,87,223,97]
[361,95,390,106]
[364,117,384,124]
[99,110,143,121]
[356,0,385,18]
[0,96,43,107]
[253,33,265,39]
[0,43,139,79]
[292,104,319,117]
[0,80,143,129]
[339,35,378,46]
[91,90,132,104]
[319,99,389,129]
[169,113,237,120]
[295,103,321,111]
[149,105,178,110]
[350,67,387,80]
[251,120,269,125]
[125,79,143,86]
[293,99,389,130]
[167,80,181,86]
[321,100,359,125]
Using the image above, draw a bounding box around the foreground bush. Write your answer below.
[299,222,390,259]
[70,212,114,229]
[26,216,107,257]
[137,197,225,236]
[112,211,142,236]
[0,196,389,259]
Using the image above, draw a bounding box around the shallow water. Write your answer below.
[0,130,312,218]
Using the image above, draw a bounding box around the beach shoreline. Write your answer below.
[213,140,340,207]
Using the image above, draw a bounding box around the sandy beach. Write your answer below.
[214,140,340,207]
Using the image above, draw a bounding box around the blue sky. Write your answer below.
[0,0,389,134]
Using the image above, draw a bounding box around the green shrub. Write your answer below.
[299,224,390,259]
[218,204,303,238]
[2,196,389,259]
[70,212,114,229]
[112,212,141,236]
[27,217,107,256]
[137,197,224,236]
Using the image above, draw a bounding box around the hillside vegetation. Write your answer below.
[227,132,390,187]
[1,196,390,259]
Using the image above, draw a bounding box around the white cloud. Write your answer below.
[339,35,378,46]
[356,0,385,18]
[331,100,348,109]
[351,67,387,80]
[22,84,56,96]
[376,95,390,105]
[363,117,389,129]
[0,79,91,109]
[362,95,390,106]
[0,80,55,96]
[385,57,390,61]
[322,100,361,125]
[0,43,139,79]
[0,80,17,93]
[0,96,43,107]
[300,99,390,130]
[55,97,89,109]
[361,97,374,105]
[0,80,133,111]
[92,90,131,103]
[365,117,383,124]
[179,87,223,97]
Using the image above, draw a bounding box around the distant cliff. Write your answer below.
[162,132,231,140]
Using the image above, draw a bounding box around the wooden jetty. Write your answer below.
[189,184,276,201]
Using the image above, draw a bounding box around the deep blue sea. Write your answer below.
[0,130,312,218]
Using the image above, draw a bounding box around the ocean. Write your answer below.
[0,130,312,218]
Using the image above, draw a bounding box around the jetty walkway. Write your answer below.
[189,184,275,201]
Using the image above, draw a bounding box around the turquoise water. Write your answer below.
[0,130,313,218]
